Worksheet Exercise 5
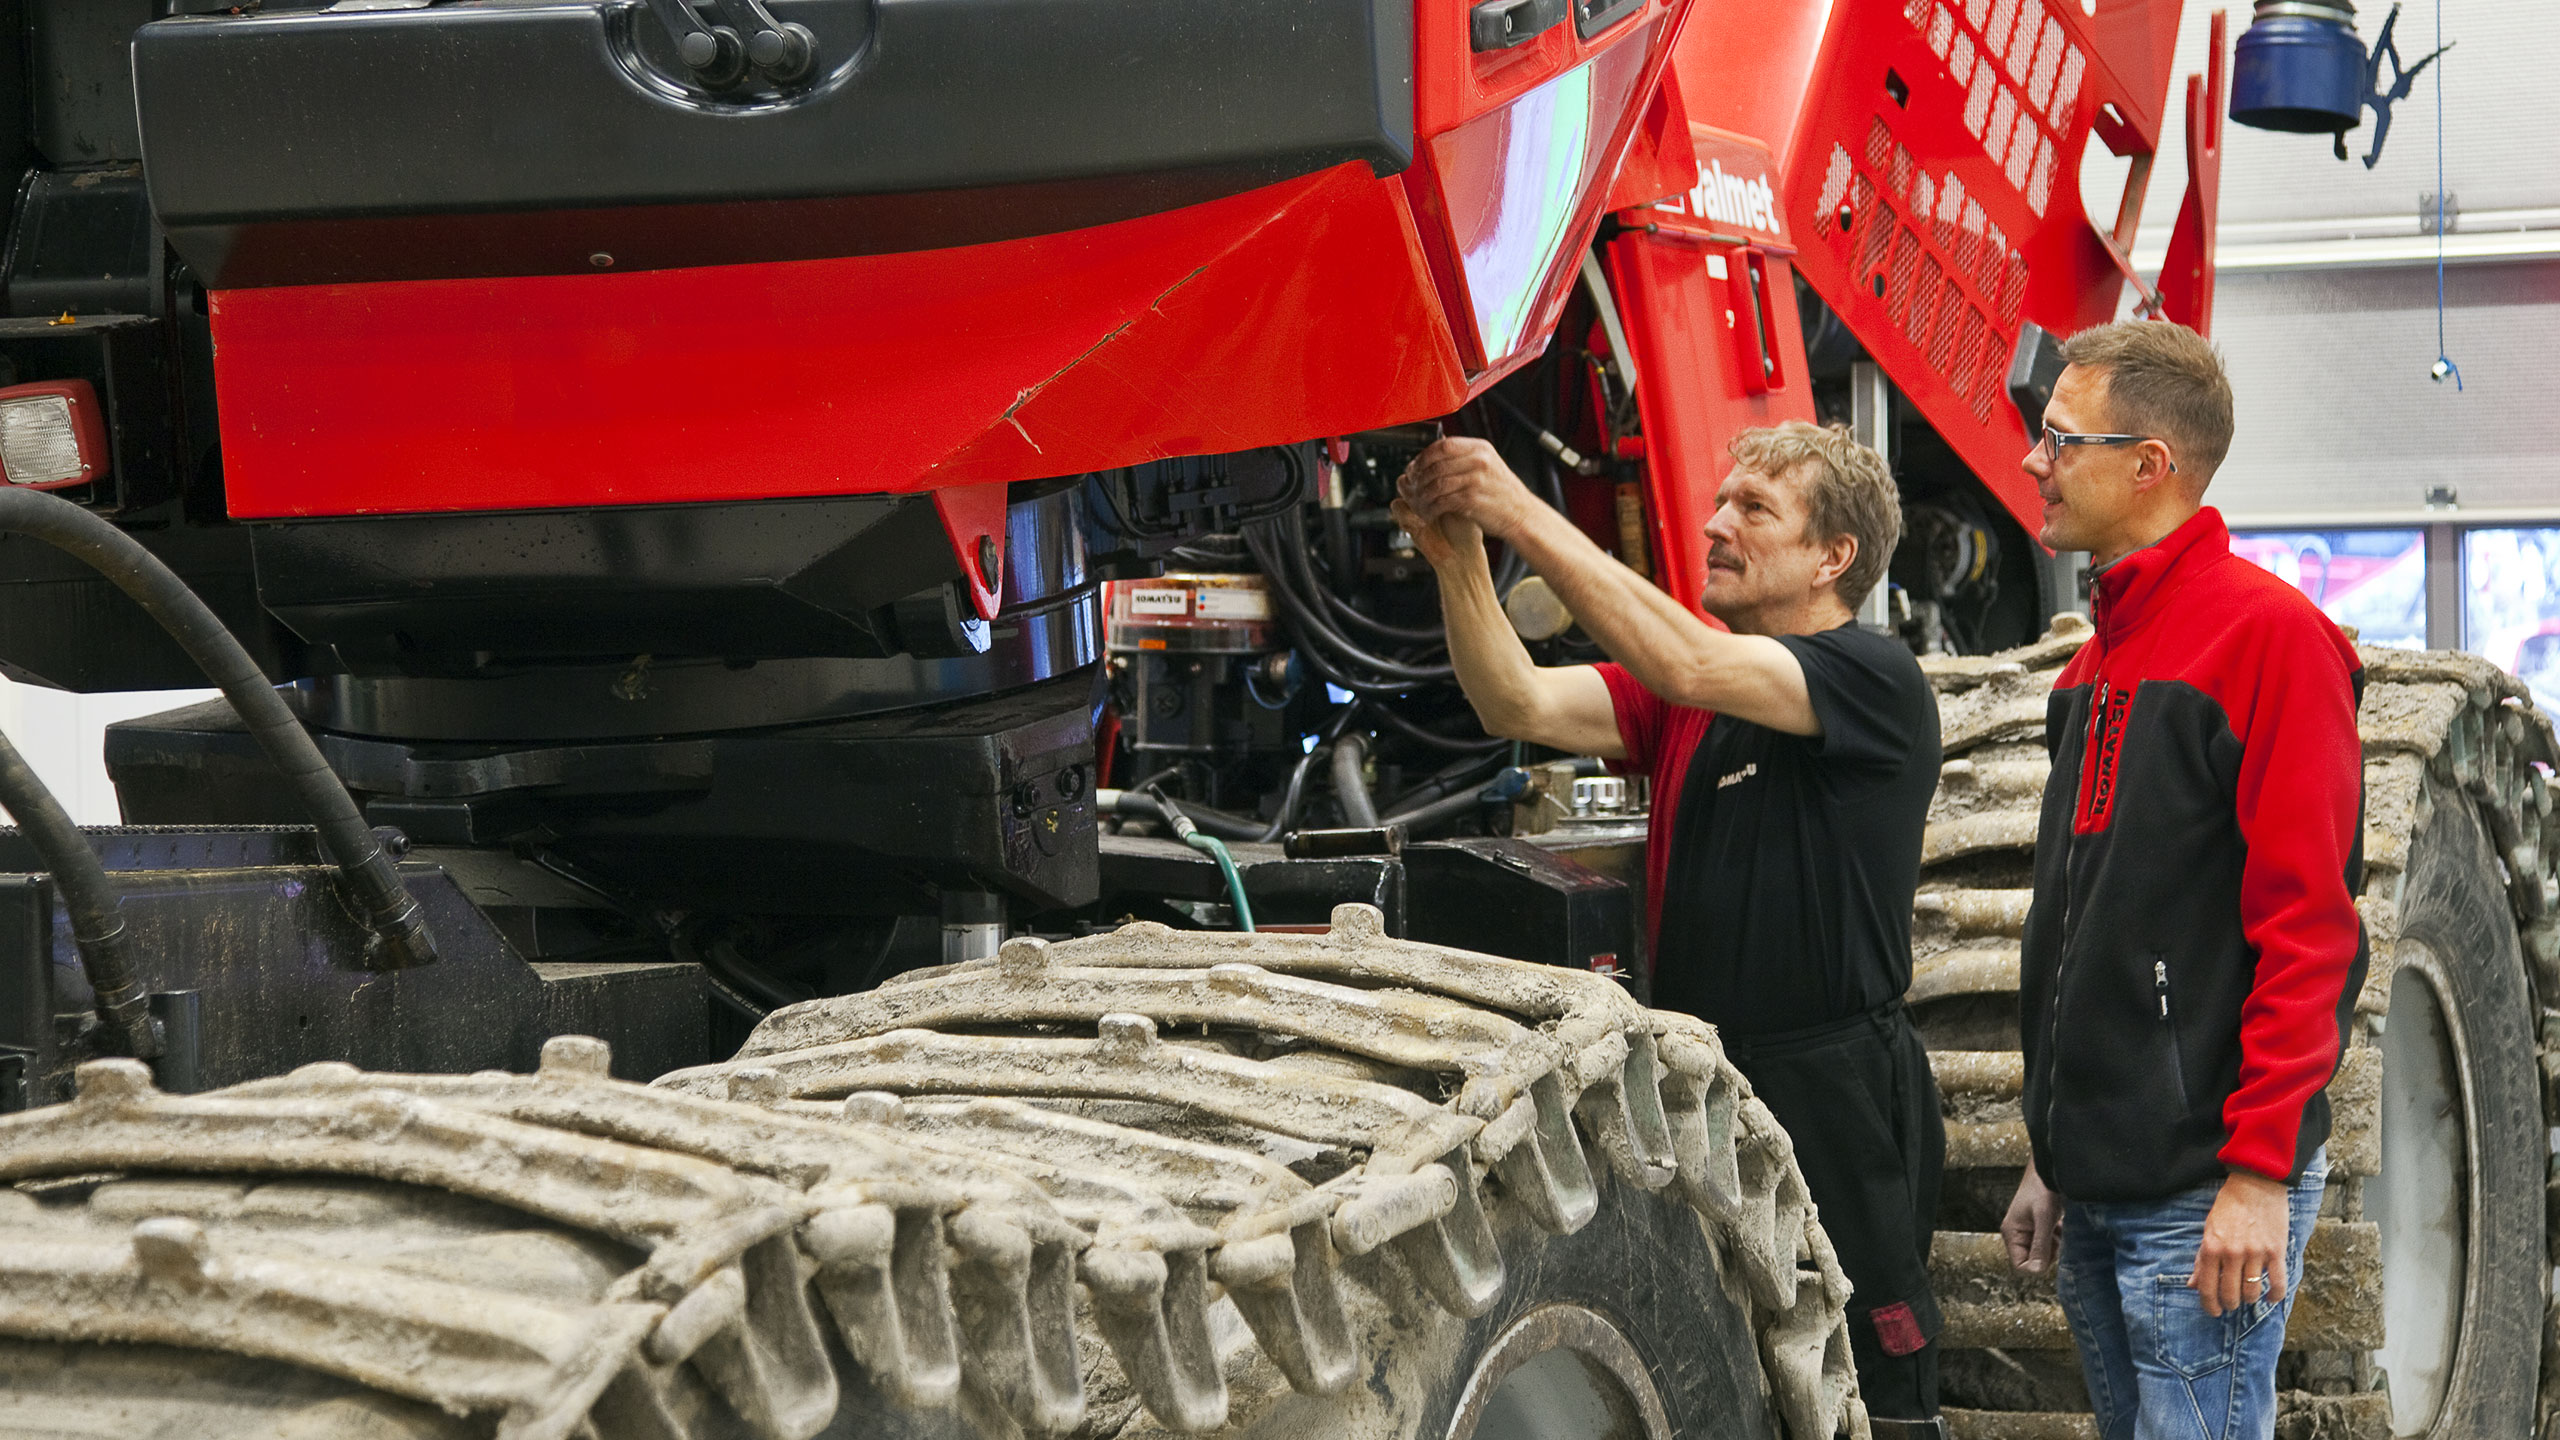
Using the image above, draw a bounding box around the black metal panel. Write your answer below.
[1517,823,1648,973]
[133,0,1416,286]
[1096,835,1407,933]
[30,0,145,166]
[0,878,48,1061]
[0,826,326,873]
[530,960,711,1082]
[0,838,709,1104]
[108,671,1104,914]
[0,516,302,692]
[288,593,1098,739]
[255,495,940,663]
[1403,839,1643,1001]
[252,485,1093,706]
[5,168,159,318]
[1089,837,1632,982]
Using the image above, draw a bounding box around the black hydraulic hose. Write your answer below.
[1332,733,1380,829]
[1281,630,1430,698]
[1102,789,1267,842]
[1256,745,1327,843]
[1385,778,1501,834]
[1245,540,1452,697]
[1386,747,1505,803]
[0,488,434,970]
[1382,754,1507,814]
[1283,509,1448,646]
[0,728,158,1057]
[1366,701,1507,753]
[1245,524,1454,683]
[1321,507,1357,601]
[1485,389,1595,490]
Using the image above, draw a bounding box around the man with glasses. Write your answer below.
[1999,320,2367,1440]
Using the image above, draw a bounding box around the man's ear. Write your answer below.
[1818,532,1859,593]
[2132,438,2182,496]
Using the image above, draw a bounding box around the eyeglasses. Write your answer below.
[2032,424,2176,472]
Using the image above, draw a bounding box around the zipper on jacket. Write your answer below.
[2154,958,2169,1018]
[2042,661,2105,1175]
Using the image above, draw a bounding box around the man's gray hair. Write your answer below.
[2058,320,2235,485]
[1729,421,1900,610]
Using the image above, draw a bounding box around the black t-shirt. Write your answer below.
[1650,624,1941,1037]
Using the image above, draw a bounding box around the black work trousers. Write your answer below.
[1726,1004,1945,1420]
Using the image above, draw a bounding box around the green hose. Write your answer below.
[1182,831,1257,933]
[1138,784,1257,933]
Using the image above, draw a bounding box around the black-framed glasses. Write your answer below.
[2033,424,2176,471]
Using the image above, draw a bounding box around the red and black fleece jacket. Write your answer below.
[2019,508,2368,1203]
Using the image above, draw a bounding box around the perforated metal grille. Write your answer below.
[1925,279,1968,374]
[1926,0,2082,220]
[1806,0,2110,435]
[2050,45,2085,125]
[2026,20,2064,110]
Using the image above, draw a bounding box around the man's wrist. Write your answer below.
[2221,1168,2288,1199]
[1488,493,1566,553]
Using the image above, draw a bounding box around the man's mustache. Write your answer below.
[1708,544,1743,571]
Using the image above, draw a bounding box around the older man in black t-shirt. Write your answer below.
[1397,421,1945,1434]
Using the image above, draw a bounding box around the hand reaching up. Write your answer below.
[1398,437,1540,541]
[1389,497,1486,573]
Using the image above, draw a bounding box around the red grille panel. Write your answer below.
[1784,0,2178,532]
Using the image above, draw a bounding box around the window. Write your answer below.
[2464,528,2560,715]
[2230,529,2427,651]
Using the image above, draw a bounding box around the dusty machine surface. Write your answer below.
[1915,625,2560,1439]
[0,908,1861,1440]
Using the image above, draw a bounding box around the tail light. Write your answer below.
[0,380,108,489]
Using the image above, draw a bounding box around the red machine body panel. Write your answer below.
[1665,0,1835,176]
[213,163,1458,519]
[212,0,1694,523]
[1761,0,2183,533]
[1605,121,1816,616]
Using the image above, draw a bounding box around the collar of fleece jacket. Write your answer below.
[2085,506,2231,647]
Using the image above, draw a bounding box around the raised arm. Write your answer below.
[1391,500,1623,758]
[1401,439,1819,736]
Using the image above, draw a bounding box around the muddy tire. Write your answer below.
[0,908,1866,1440]
[1188,1169,1785,1440]
[2365,776,2546,1437]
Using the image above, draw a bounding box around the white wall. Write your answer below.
[2087,0,2560,253]
[2073,0,2560,524]
[0,678,216,825]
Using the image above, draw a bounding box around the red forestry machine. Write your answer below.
[0,2,2545,1438]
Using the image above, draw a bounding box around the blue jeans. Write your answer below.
[2055,1150,2326,1440]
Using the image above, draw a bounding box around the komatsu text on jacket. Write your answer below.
[2019,507,2368,1203]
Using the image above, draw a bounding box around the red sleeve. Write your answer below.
[2220,608,2367,1182]
[1595,662,1664,770]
